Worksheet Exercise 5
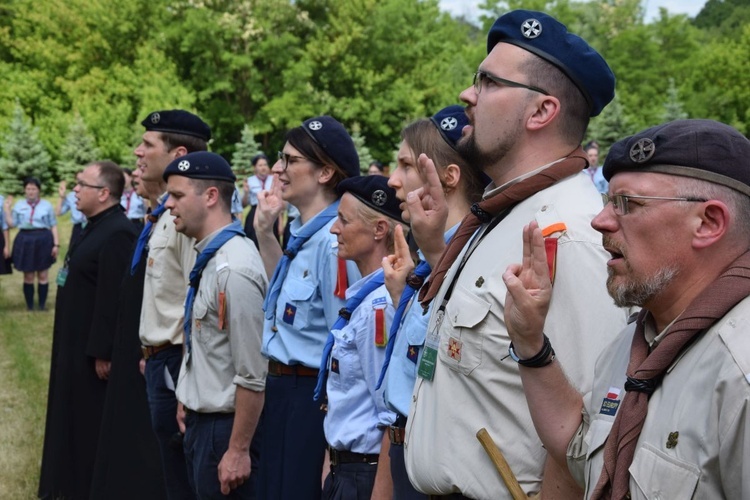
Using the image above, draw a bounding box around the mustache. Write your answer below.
[601,237,624,255]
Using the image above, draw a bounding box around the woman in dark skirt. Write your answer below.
[0,193,11,274]
[3,177,60,310]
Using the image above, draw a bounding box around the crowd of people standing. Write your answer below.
[3,8,749,500]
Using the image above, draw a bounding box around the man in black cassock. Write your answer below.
[38,161,138,500]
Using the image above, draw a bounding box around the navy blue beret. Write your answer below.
[302,116,360,178]
[430,105,469,151]
[141,110,211,142]
[163,151,236,183]
[336,175,405,224]
[487,10,615,117]
[603,119,750,196]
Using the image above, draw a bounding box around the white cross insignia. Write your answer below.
[151,112,161,124]
[178,160,190,171]
[629,139,656,163]
[441,116,458,130]
[521,19,542,39]
[371,190,387,207]
[308,120,323,131]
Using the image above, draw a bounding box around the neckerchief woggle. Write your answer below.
[184,221,245,354]
[313,268,385,401]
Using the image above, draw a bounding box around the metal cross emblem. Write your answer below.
[629,138,656,163]
[371,190,387,207]
[441,116,458,130]
[150,112,161,124]
[308,120,323,131]
[521,19,542,39]
[178,160,190,171]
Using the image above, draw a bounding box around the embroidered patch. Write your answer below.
[598,386,621,416]
[282,303,297,324]
[372,296,387,307]
[331,357,340,374]
[448,337,462,361]
[407,345,420,364]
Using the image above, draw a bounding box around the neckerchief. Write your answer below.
[130,200,167,275]
[313,269,385,401]
[183,221,245,354]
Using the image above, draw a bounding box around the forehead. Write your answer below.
[81,164,100,178]
[482,42,529,74]
[282,142,302,156]
[339,192,362,214]
[609,171,678,193]
[166,175,193,192]
[142,130,166,147]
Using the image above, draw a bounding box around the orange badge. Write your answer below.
[448,337,462,361]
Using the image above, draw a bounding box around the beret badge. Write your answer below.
[521,18,542,39]
[629,138,656,164]
[441,116,458,131]
[308,120,323,131]
[150,112,161,124]
[177,160,190,171]
[371,190,387,207]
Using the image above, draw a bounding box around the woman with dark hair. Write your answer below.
[254,115,361,500]
[3,177,59,310]
[242,153,278,246]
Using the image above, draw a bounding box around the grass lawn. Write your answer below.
[0,213,71,499]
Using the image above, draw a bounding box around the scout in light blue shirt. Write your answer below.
[14,197,57,229]
[261,209,359,368]
[59,192,87,225]
[0,195,8,232]
[120,189,147,220]
[382,225,458,418]
[324,270,396,454]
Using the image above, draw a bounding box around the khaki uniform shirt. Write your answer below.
[139,206,196,346]
[405,172,629,499]
[569,298,750,499]
[176,230,268,412]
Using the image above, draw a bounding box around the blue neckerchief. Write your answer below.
[375,259,432,389]
[313,269,385,401]
[263,201,340,321]
[130,200,168,275]
[184,221,245,354]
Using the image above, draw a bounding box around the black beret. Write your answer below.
[163,151,236,183]
[336,175,405,224]
[603,119,750,196]
[141,110,211,142]
[302,116,360,178]
[430,105,469,151]
[487,10,615,117]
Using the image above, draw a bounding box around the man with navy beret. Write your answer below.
[405,10,629,499]
[163,152,267,499]
[504,119,750,499]
[134,109,211,500]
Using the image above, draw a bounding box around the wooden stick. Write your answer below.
[476,427,527,500]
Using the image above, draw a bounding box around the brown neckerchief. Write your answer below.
[418,148,588,308]
[591,249,750,499]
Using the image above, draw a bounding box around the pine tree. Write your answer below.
[231,124,264,177]
[56,113,101,183]
[0,101,53,195]
[586,97,636,161]
[350,123,374,174]
[660,78,689,123]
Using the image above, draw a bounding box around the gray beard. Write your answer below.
[607,265,679,308]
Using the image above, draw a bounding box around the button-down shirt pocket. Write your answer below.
[330,328,358,388]
[438,286,490,375]
[282,277,316,329]
[192,291,211,346]
[630,443,700,499]
[145,234,169,279]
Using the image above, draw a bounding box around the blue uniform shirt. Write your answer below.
[0,195,8,231]
[324,270,396,454]
[231,186,243,215]
[382,224,459,417]
[13,198,57,229]
[261,207,361,368]
[120,190,147,220]
[59,192,86,225]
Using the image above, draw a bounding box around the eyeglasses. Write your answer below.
[277,151,311,171]
[76,180,105,190]
[473,70,550,96]
[603,193,707,216]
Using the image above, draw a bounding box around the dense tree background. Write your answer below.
[0,0,746,193]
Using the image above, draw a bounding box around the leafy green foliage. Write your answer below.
[55,113,101,183]
[231,124,265,177]
[0,102,52,195]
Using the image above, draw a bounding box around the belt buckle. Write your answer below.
[329,448,339,467]
[388,426,397,443]
[140,345,151,360]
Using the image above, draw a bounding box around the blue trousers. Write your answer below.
[256,373,326,499]
[322,462,377,500]
[144,346,195,500]
[389,442,428,500]
[184,412,258,499]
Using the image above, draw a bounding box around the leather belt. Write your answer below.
[141,342,175,360]
[268,360,318,377]
[388,414,408,445]
[328,448,378,466]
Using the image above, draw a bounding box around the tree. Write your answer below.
[350,123,374,173]
[55,112,101,183]
[0,102,53,195]
[586,96,636,160]
[231,124,264,177]
[660,78,688,122]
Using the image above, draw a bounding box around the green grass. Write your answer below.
[0,213,70,499]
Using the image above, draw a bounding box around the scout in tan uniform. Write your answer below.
[504,119,750,499]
